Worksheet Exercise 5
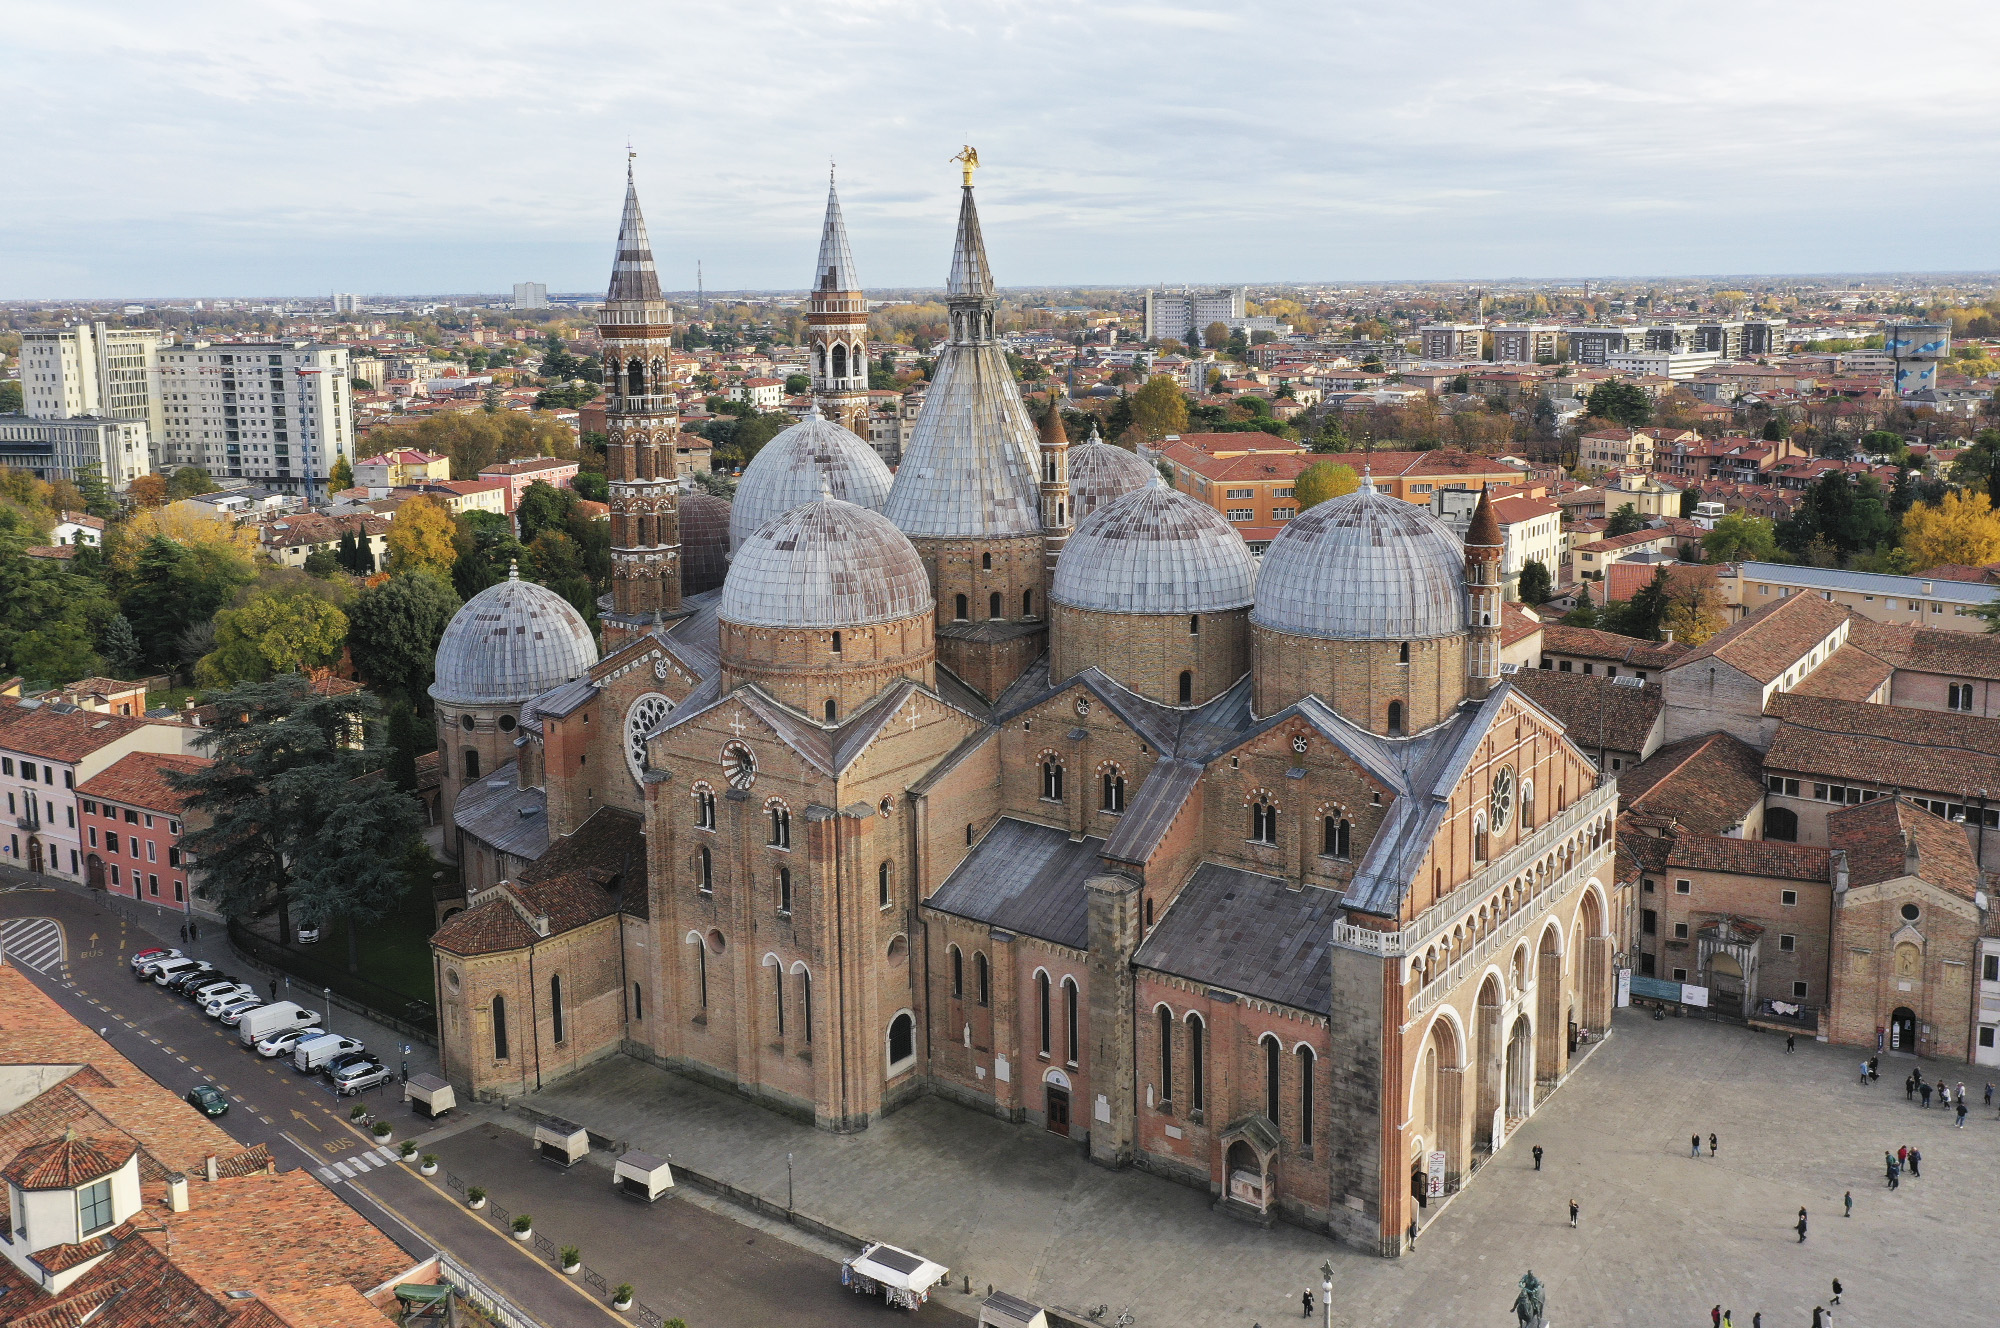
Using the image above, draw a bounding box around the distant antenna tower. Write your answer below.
[697,260,705,311]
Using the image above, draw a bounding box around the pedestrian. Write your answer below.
[1407,1216,1417,1249]
[1692,1133,1702,1158]
[1786,1033,1795,1052]
[1830,1278,1841,1306]
[1905,1072,1916,1101]
[1898,1144,1908,1167]
[1301,1289,1312,1319]
[178,922,188,943]
[1709,1132,1718,1157]
[1712,1306,1722,1328]
[1921,1081,1932,1108]
[1843,1190,1852,1218]
[1869,1055,1879,1081]
[188,921,198,941]
[1723,1313,1732,1328]
[1908,1147,1921,1178]
[1532,1144,1543,1171]
[1937,1077,1948,1105]
[1957,1100,1968,1129]
[1812,1306,1824,1328]
[1986,1082,1994,1108]
[1752,1312,1761,1328]
[268,978,277,1000]
[1797,1213,1808,1242]
[1858,1060,1869,1085]
[1569,1198,1578,1229]
[1889,1161,1899,1190]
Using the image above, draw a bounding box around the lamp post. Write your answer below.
[1320,1259,1334,1328]
[786,1152,794,1215]
[323,987,332,1038]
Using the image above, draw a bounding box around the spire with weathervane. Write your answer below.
[599,150,686,646]
[809,165,870,440]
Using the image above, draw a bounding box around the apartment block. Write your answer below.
[1566,327,1639,365]
[156,341,352,496]
[513,281,549,309]
[17,323,165,471]
[1419,323,1484,361]
[0,416,151,489]
[1489,323,1559,363]
[1143,287,1246,342]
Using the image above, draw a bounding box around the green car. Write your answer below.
[185,1084,229,1118]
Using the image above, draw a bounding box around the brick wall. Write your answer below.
[1827,875,1984,1061]
[720,614,934,719]
[1049,604,1249,706]
[1251,628,1468,734]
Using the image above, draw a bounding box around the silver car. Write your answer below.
[214,996,264,1024]
[202,988,257,1017]
[330,1058,393,1096]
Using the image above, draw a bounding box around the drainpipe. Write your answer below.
[527,933,543,1094]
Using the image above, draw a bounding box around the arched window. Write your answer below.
[1520,779,1536,831]
[1473,812,1490,863]
[1178,670,1193,703]
[832,343,847,379]
[778,866,792,915]
[1144,896,1154,929]
[877,861,892,909]
[1399,641,1410,664]
[950,945,964,998]
[800,967,813,1041]
[769,805,790,849]
[1189,614,1200,635]
[1765,805,1799,841]
[825,699,838,723]
[1263,1035,1282,1124]
[1186,1012,1205,1113]
[550,974,565,1044]
[1064,978,1080,1065]
[1388,700,1405,735]
[626,359,644,397]
[773,965,785,1036]
[463,748,479,779]
[1250,797,1278,844]
[1101,767,1125,813]
[1023,590,1034,617]
[631,981,643,1021]
[1038,971,1052,1055]
[1324,816,1352,859]
[1157,1005,1173,1104]
[1297,1046,1316,1147]
[694,937,708,1008]
[695,787,716,829]
[975,952,990,1007]
[815,343,827,376]
[491,995,509,1060]
[954,594,969,621]
[887,1011,915,1071]
[989,591,1002,619]
[982,552,992,571]
[1042,760,1064,802]
[830,631,842,654]
[697,845,712,893]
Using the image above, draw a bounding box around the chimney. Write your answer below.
[205,1155,218,1182]
[165,1173,190,1213]
[1660,629,1675,643]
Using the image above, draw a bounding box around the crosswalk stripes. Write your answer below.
[331,1160,356,1178]
[0,918,64,973]
[316,1167,339,1183]
[349,1154,374,1172]
[373,1147,399,1164]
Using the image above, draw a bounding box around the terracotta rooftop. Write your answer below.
[0,706,163,763]
[1789,644,1894,701]
[1662,833,1831,882]
[1617,731,1768,837]
[1853,620,2000,682]
[3,1133,138,1189]
[1829,795,1981,900]
[1539,623,1690,669]
[1512,669,1663,756]
[432,807,645,956]
[1766,694,2000,794]
[1669,591,1851,685]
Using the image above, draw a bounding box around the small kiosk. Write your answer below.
[403,1074,456,1120]
[841,1242,949,1311]
[533,1116,589,1168]
[612,1149,675,1202]
[978,1292,1049,1328]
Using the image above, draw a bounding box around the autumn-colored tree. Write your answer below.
[196,591,349,687]
[385,497,459,577]
[1901,490,2000,571]
[1129,376,1189,441]
[127,474,169,508]
[362,410,575,480]
[1293,461,1360,512]
[1661,583,1727,646]
[111,504,263,577]
[329,454,354,492]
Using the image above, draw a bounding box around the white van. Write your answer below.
[237,1001,323,1045]
[150,958,206,986]
[291,1033,363,1073]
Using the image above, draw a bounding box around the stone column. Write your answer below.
[1086,873,1139,1168]
[1583,936,1614,1031]
[1536,952,1566,1084]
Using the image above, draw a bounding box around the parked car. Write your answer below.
[295,923,321,945]
[165,967,221,995]
[151,958,207,986]
[201,987,257,1017]
[130,947,179,971]
[237,1001,321,1046]
[185,1084,229,1118]
[322,1049,374,1079]
[255,1027,318,1059]
[219,1001,264,1027]
[135,953,183,978]
[186,975,243,1001]
[292,1033,363,1073]
[330,1058,393,1096]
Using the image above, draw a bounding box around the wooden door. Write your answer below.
[1045,1086,1070,1136]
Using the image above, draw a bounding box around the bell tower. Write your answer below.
[1465,484,1503,698]
[809,168,869,439]
[600,156,686,648]
[1038,400,1071,575]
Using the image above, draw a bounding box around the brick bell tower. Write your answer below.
[809,167,870,439]
[1464,483,1503,698]
[600,155,686,649]
[1038,398,1071,576]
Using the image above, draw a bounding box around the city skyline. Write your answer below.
[8,1,2000,298]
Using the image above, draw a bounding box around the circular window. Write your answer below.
[721,740,756,791]
[625,693,674,783]
[1490,766,1516,833]
[445,968,461,992]
[1900,903,1920,923]
[459,713,475,731]
[498,714,517,732]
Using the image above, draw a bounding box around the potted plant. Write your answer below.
[467,1186,487,1210]
[612,1285,635,1312]
[560,1245,581,1276]
[371,1121,393,1141]
[349,1104,368,1121]
[511,1213,533,1241]
[399,1141,418,1162]
[420,1153,439,1177]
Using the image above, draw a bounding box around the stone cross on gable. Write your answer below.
[906,703,922,733]
[729,711,749,737]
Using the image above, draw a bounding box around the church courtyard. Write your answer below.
[517,1013,1998,1327]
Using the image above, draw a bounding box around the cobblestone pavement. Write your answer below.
[524,1013,2000,1327]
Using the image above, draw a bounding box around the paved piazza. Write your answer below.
[527,1012,1996,1327]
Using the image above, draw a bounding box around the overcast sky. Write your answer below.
[8,1,1999,299]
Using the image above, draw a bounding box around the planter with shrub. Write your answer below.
[612,1285,635,1312]
[560,1245,581,1275]
[420,1153,439,1176]
[511,1214,533,1241]
[467,1186,487,1209]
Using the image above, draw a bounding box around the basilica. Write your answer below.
[428,161,1621,1256]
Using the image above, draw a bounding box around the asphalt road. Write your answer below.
[0,878,968,1328]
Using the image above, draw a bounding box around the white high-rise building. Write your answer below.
[155,341,352,496]
[331,293,361,313]
[512,282,549,310]
[18,324,166,470]
[1143,287,1246,342]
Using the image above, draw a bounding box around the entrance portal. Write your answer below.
[1045,1086,1070,1136]
[1890,1006,1917,1053]
[1707,952,1744,1017]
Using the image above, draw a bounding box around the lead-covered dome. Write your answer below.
[1252,484,1466,640]
[680,491,732,595]
[1053,481,1257,615]
[720,498,933,629]
[430,570,599,706]
[728,409,892,552]
[1068,437,1155,521]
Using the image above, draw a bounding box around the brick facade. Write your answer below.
[1050,603,1249,706]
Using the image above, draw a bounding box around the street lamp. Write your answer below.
[1320,1259,1334,1328]
[323,987,332,1037]
[786,1152,794,1214]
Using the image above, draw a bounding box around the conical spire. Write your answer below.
[606,174,664,306]
[814,170,860,294]
[946,183,994,302]
[1039,398,1068,449]
[1466,483,1502,547]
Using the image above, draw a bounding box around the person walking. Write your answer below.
[1692,1133,1702,1158]
[1889,1160,1900,1190]
[188,921,198,941]
[1709,1132,1719,1157]
[1868,1055,1879,1081]
[1796,1207,1808,1243]
[1301,1289,1312,1319]
[1985,1081,1994,1108]
[1897,1144,1908,1168]
[1957,1100,1969,1128]
[1722,1312,1732,1328]
[1569,1198,1579,1229]
[1532,1145,1543,1171]
[1812,1306,1824,1328]
[1843,1190,1852,1218]
[1786,1033,1795,1053]
[178,922,188,943]
[1712,1306,1722,1328]
[1858,1060,1869,1085]
[1905,1072,1916,1101]
[1830,1278,1841,1306]
[1921,1080,1932,1108]
[1908,1147,1921,1178]
[267,978,277,1001]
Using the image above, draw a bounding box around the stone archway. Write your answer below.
[1536,924,1566,1087]
[1505,1013,1535,1127]
[1474,974,1504,1152]
[1414,1012,1468,1189]
[1576,886,1614,1032]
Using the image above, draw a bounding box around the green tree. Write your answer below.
[783,373,810,395]
[196,592,348,687]
[386,697,421,793]
[13,622,103,685]
[119,535,257,670]
[571,470,609,503]
[1760,418,1787,442]
[345,571,461,708]
[1586,381,1651,426]
[288,767,424,973]
[1777,473,1896,562]
[451,509,526,599]
[1679,485,1702,518]
[1606,503,1646,537]
[1701,513,1780,564]
[1516,558,1554,606]
[0,382,20,414]
[98,613,142,675]
[72,464,117,520]
[1293,461,1360,511]
[303,548,341,578]
[329,454,354,492]
[1130,376,1189,441]
[516,480,578,546]
[1562,582,1601,629]
[1604,567,1673,640]
[167,466,219,499]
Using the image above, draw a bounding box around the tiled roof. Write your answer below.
[1766,694,2000,793]
[76,753,211,816]
[478,457,574,476]
[1500,601,1542,648]
[926,818,1104,950]
[520,806,648,921]
[1668,591,1849,684]
[1538,623,1689,669]
[1510,669,1662,755]
[1617,731,1768,837]
[0,706,166,763]
[1133,862,1341,1014]
[1870,624,2000,681]
[1663,833,1830,882]
[3,1133,137,1189]
[1789,645,1893,701]
[1829,795,1981,899]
